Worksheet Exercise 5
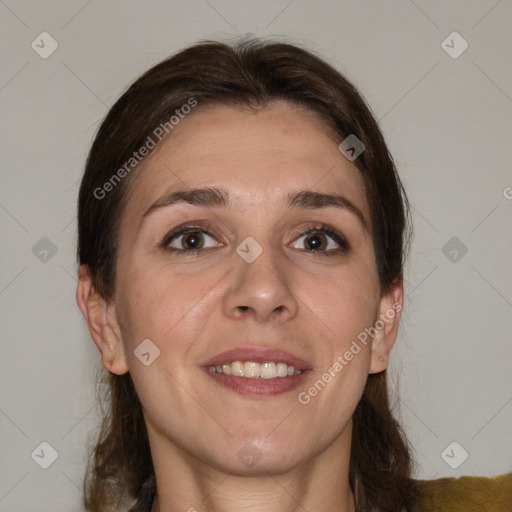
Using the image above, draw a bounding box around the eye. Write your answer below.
[160,222,349,256]
[290,224,349,254]
[161,223,222,254]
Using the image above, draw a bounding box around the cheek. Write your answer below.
[297,262,380,399]
[303,264,380,344]
[115,259,224,356]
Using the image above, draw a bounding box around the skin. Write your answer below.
[77,102,402,512]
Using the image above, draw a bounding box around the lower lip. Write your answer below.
[202,367,310,397]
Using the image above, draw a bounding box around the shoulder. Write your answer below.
[411,472,512,512]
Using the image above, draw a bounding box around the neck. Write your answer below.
[151,472,355,512]
[147,426,356,512]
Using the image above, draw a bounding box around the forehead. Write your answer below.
[123,101,369,223]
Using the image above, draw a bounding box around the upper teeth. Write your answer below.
[208,361,303,379]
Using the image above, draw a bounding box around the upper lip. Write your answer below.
[202,347,312,370]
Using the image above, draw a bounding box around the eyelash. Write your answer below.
[160,222,350,256]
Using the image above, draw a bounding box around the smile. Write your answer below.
[207,361,303,379]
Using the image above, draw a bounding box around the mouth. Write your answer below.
[201,347,312,397]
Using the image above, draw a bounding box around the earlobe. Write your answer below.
[76,265,129,375]
[369,278,403,374]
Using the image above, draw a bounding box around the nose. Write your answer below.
[222,242,299,324]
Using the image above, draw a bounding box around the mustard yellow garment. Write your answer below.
[413,473,512,511]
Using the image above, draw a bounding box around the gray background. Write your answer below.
[1,1,511,510]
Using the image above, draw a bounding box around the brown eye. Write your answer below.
[179,232,204,250]
[162,225,221,253]
[291,225,349,253]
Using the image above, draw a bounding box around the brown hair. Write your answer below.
[78,38,416,511]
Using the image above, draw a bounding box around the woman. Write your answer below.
[76,39,510,512]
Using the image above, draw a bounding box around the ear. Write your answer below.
[76,265,129,375]
[369,277,403,374]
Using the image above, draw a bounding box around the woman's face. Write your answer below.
[104,102,399,474]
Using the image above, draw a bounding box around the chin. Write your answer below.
[206,435,308,476]
[216,450,304,477]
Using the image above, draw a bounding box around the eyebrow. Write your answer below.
[140,187,368,231]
